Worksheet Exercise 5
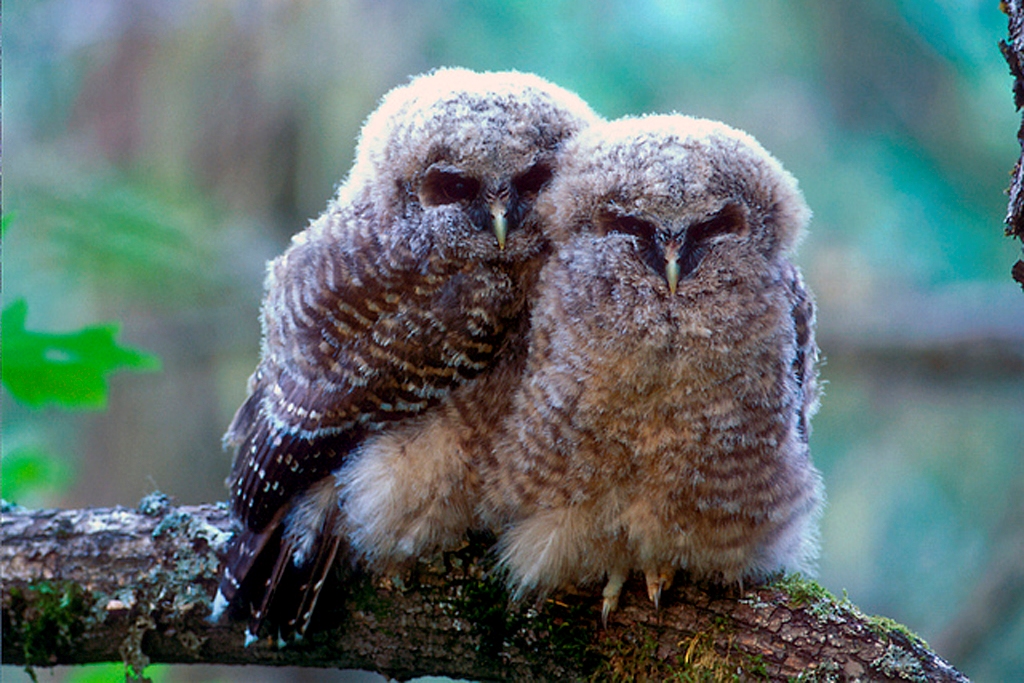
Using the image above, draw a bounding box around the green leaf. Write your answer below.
[1,299,161,410]
[0,445,73,502]
[64,662,169,683]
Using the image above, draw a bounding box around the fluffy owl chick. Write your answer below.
[479,115,824,623]
[214,68,597,639]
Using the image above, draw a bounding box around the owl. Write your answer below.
[212,68,598,639]
[478,115,825,623]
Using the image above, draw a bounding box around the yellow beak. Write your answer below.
[490,203,508,250]
[665,245,680,295]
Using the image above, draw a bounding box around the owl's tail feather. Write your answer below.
[290,507,346,638]
[249,530,294,642]
[210,508,286,626]
[217,501,347,643]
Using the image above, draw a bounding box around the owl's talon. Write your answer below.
[601,571,627,627]
[644,572,660,609]
[644,568,675,610]
[600,597,616,628]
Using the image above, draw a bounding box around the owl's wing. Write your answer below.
[228,210,514,530]
[216,209,515,635]
[785,262,820,441]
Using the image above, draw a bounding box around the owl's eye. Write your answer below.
[420,168,481,206]
[596,211,658,242]
[513,161,554,196]
[688,202,747,243]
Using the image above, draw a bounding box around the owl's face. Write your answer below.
[407,136,558,263]
[542,115,809,299]
[348,68,599,263]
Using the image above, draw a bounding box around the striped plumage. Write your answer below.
[213,68,597,639]
[478,115,825,622]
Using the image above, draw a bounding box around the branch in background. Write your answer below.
[1,497,969,682]
[816,284,1024,372]
[1002,0,1024,290]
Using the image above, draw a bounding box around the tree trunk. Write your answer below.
[1,496,968,682]
[1002,0,1024,289]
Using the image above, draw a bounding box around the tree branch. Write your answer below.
[1002,0,1024,290]
[1,496,969,681]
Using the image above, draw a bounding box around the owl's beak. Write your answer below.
[664,243,680,295]
[490,203,508,250]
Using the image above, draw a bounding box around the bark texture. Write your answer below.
[1,497,969,681]
[1002,0,1024,289]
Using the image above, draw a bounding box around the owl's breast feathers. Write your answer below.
[226,206,523,534]
[548,257,817,461]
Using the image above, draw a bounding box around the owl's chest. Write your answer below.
[576,311,764,443]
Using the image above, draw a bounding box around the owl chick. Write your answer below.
[479,115,825,623]
[213,68,598,639]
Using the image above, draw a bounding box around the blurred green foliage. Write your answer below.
[24,181,216,301]
[1,209,161,505]
[1,292,159,505]
[1,445,74,504]
[2,298,160,410]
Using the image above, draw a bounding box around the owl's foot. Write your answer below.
[643,567,676,610]
[600,570,627,627]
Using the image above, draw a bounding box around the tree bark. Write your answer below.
[1002,0,1024,290]
[1,496,968,682]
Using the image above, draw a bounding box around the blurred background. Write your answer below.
[3,0,1022,681]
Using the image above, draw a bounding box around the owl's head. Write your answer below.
[343,68,599,261]
[541,114,810,294]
